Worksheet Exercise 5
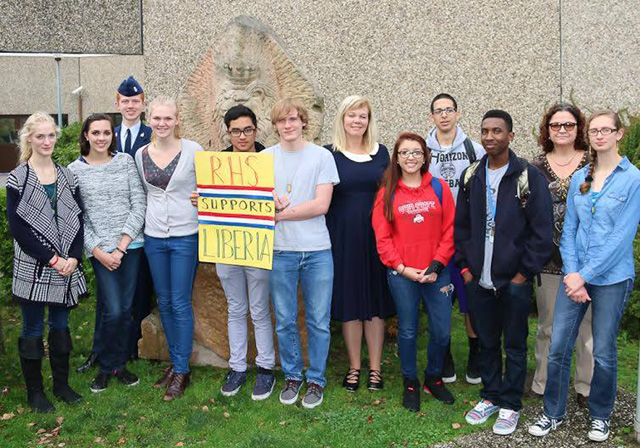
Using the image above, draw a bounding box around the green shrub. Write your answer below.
[619,115,640,338]
[52,122,82,167]
[620,115,640,168]
[0,189,13,301]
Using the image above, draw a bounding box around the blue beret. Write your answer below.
[117,76,144,96]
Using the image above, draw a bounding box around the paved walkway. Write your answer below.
[432,389,637,447]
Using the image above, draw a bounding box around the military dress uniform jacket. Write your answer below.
[115,123,152,158]
[6,163,87,307]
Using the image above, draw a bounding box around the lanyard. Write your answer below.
[485,161,497,222]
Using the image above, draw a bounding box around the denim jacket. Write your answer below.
[560,157,640,285]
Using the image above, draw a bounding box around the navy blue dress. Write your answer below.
[325,144,394,322]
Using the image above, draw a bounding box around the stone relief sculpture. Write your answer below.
[140,16,319,367]
[178,15,325,151]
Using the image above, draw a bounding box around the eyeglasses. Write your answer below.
[398,150,425,159]
[433,107,457,116]
[587,127,618,136]
[228,127,256,137]
[549,122,577,132]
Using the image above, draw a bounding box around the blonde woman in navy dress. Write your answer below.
[325,96,393,392]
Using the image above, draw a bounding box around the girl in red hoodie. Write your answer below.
[372,132,455,412]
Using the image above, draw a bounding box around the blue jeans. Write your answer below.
[387,268,452,379]
[544,279,633,420]
[145,234,198,374]
[20,302,69,338]
[468,280,531,412]
[270,250,333,387]
[91,248,142,373]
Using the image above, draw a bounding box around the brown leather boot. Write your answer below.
[163,373,190,401]
[153,365,174,389]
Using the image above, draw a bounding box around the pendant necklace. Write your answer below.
[277,147,300,194]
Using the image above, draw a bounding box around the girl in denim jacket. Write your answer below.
[529,110,640,442]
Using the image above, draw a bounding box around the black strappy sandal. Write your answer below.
[342,368,360,392]
[367,369,383,390]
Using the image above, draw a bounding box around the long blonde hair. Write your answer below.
[18,112,60,163]
[331,95,378,153]
[148,95,182,142]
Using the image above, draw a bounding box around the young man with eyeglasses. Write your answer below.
[216,105,276,400]
[426,93,485,386]
[456,110,553,435]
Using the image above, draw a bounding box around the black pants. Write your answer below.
[468,280,531,412]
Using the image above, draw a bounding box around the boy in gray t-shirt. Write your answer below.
[265,99,339,409]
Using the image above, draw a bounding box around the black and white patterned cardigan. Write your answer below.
[6,163,87,307]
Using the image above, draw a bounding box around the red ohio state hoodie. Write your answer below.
[372,172,455,270]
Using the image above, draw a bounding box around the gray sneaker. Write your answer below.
[279,379,302,405]
[302,382,324,409]
[251,367,275,401]
[221,370,247,396]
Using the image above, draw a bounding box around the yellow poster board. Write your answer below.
[195,152,275,269]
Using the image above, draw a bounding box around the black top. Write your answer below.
[222,142,266,152]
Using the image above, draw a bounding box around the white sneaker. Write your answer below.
[588,419,610,442]
[492,408,520,435]
[528,414,563,437]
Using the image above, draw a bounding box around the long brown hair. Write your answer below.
[537,103,588,153]
[579,109,623,194]
[380,132,429,221]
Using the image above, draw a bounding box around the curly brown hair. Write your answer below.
[537,103,588,153]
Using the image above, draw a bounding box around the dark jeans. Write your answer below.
[387,268,453,379]
[93,250,154,357]
[544,279,632,420]
[20,302,70,338]
[91,248,142,373]
[129,250,154,357]
[468,280,531,411]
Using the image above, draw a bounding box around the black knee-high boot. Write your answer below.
[18,337,55,413]
[48,329,83,404]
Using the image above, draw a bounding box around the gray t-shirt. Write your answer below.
[479,163,509,289]
[264,142,340,251]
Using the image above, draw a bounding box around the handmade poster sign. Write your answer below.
[195,152,275,269]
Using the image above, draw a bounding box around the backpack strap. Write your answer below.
[462,160,482,199]
[463,138,477,164]
[516,157,530,208]
[430,177,443,205]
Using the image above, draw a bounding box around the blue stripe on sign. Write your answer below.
[198,220,275,230]
[199,193,274,201]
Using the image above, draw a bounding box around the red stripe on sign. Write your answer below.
[198,212,274,221]
[197,184,273,192]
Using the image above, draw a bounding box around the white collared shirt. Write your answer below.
[340,142,380,162]
[120,121,142,151]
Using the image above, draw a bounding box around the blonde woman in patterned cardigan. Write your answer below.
[6,112,86,413]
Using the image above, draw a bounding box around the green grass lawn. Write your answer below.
[0,296,638,448]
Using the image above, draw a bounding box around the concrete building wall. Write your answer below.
[0,1,638,157]
[141,0,639,156]
[0,56,144,123]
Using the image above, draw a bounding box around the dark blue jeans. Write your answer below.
[387,268,453,379]
[544,279,633,420]
[129,250,154,357]
[20,302,69,338]
[91,248,142,373]
[468,280,531,412]
[144,234,198,374]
